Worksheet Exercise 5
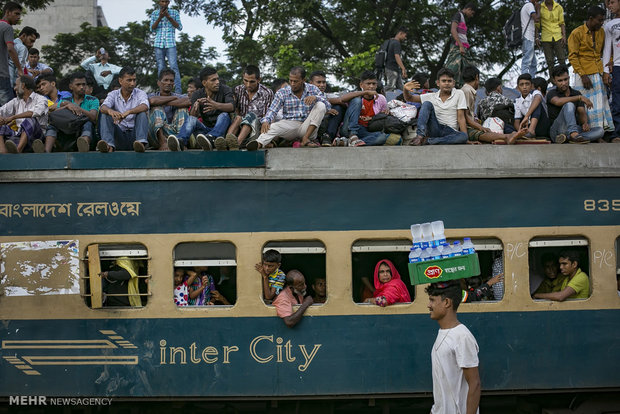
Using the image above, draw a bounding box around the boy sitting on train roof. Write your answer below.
[533,251,590,301]
[273,270,314,328]
[256,249,286,303]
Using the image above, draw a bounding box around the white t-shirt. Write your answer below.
[431,323,480,414]
[420,89,468,130]
[515,89,545,119]
[521,2,536,42]
[603,18,620,73]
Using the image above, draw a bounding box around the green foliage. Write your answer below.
[179,0,598,86]
[41,20,216,90]
[1,0,53,11]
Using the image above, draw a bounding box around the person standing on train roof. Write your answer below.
[426,281,481,414]
[273,270,314,328]
[533,250,590,301]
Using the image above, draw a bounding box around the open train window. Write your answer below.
[262,241,326,305]
[352,240,414,305]
[529,237,590,300]
[173,242,237,307]
[445,237,504,302]
[84,243,150,309]
[616,237,620,299]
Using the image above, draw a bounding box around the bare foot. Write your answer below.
[506,128,528,145]
[159,145,170,151]
[466,140,482,145]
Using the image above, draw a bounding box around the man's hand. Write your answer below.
[101,70,112,77]
[519,118,529,129]
[401,68,407,78]
[108,109,123,123]
[535,38,541,47]
[327,108,338,115]
[0,116,9,126]
[581,74,593,89]
[29,69,40,77]
[203,96,218,112]
[459,45,466,55]
[581,96,594,109]
[260,122,270,134]
[603,72,611,87]
[362,90,378,100]
[303,95,317,106]
[488,273,504,286]
[561,37,566,47]
[65,102,82,115]
[404,80,420,91]
[303,296,314,306]
[255,262,267,277]
[211,290,224,303]
[359,115,372,123]
[582,122,591,132]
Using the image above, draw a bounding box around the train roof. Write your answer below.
[1,145,619,182]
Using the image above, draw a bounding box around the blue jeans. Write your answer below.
[340,97,387,145]
[0,76,14,106]
[99,112,149,150]
[611,66,620,137]
[549,102,604,142]
[521,39,537,77]
[416,101,468,145]
[177,112,231,144]
[155,47,182,94]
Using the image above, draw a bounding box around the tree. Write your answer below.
[179,0,597,86]
[4,0,54,11]
[40,21,217,90]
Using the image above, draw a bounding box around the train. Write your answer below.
[0,146,619,411]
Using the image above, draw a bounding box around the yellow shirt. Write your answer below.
[568,23,605,76]
[534,274,568,294]
[559,268,590,299]
[538,1,565,42]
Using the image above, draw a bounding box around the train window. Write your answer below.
[0,240,80,296]
[262,241,326,305]
[173,242,237,307]
[352,240,414,305]
[84,243,150,309]
[616,237,620,299]
[446,237,505,302]
[529,237,590,300]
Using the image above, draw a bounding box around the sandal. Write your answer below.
[353,139,366,147]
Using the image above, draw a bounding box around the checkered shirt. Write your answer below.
[261,83,331,124]
[150,8,182,49]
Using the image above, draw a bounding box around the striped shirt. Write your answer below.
[261,83,331,124]
[234,83,273,118]
[59,94,100,113]
[150,8,182,49]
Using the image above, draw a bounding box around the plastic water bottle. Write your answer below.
[440,242,451,258]
[421,222,433,248]
[429,246,442,260]
[450,241,462,257]
[409,247,421,263]
[431,220,446,246]
[419,247,430,262]
[410,224,422,249]
[462,237,475,255]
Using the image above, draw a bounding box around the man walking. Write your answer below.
[426,281,481,414]
[537,0,566,73]
[383,28,408,92]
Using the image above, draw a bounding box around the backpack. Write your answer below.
[49,108,89,135]
[503,7,532,49]
[374,39,393,70]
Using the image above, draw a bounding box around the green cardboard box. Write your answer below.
[408,254,480,285]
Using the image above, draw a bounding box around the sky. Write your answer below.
[98,0,226,63]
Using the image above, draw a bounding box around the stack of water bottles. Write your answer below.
[408,220,476,263]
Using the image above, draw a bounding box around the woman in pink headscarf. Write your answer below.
[364,259,411,306]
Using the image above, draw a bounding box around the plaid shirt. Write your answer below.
[150,8,182,49]
[477,91,513,122]
[234,83,274,118]
[261,83,331,124]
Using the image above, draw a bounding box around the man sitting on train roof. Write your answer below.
[532,253,567,296]
[247,66,330,150]
[98,66,150,153]
[0,75,48,154]
[273,270,314,328]
[147,68,190,151]
[533,250,589,301]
